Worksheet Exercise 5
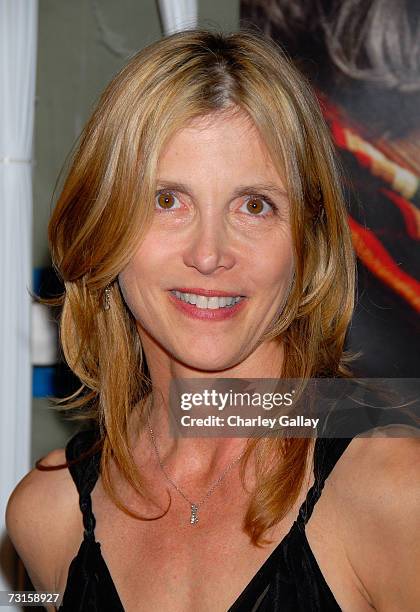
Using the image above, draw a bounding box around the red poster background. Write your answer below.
[241,0,420,376]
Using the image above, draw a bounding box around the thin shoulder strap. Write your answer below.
[65,428,102,541]
[297,437,353,526]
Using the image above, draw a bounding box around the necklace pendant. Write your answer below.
[190,504,198,525]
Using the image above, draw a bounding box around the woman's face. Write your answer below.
[119,109,294,372]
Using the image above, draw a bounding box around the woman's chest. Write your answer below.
[89,484,298,611]
[57,452,374,612]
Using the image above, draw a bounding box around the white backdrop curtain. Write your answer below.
[157,0,198,34]
[0,0,38,599]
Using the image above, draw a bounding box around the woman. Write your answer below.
[6,29,419,611]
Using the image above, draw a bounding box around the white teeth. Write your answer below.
[196,295,208,309]
[207,297,220,310]
[171,291,243,309]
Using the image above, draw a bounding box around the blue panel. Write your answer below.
[32,267,45,296]
[33,366,56,397]
[32,267,60,398]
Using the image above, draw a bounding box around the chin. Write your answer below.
[174,348,242,373]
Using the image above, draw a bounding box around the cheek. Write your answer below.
[117,237,170,314]
[118,266,141,318]
[132,231,174,278]
[251,241,294,291]
[118,252,149,315]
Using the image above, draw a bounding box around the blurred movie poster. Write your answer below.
[241,0,420,376]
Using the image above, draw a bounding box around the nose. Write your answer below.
[182,214,235,275]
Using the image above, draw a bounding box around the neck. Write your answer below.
[131,330,285,481]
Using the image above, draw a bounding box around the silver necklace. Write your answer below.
[147,416,246,525]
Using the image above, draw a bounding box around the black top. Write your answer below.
[58,430,354,612]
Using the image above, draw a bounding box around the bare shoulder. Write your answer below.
[328,428,420,611]
[5,448,82,595]
[330,428,420,505]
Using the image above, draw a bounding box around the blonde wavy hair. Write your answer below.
[48,29,356,546]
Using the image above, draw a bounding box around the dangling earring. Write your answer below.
[103,284,112,311]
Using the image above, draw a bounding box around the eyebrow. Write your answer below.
[155,180,288,199]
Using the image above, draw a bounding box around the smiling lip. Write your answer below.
[168,290,248,321]
[170,287,246,297]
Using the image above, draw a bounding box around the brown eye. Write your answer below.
[240,195,277,219]
[156,192,176,209]
[246,197,265,215]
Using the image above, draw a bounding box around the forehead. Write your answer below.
[180,108,257,136]
[157,109,284,186]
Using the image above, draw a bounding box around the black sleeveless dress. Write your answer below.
[57,429,355,611]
